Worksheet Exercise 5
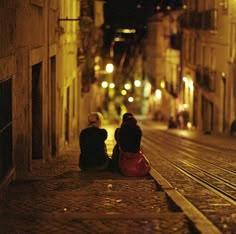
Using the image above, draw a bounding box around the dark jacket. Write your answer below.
[79,126,108,169]
[119,118,142,153]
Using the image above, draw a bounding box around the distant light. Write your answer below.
[101,81,108,88]
[183,76,188,83]
[116,28,136,34]
[109,83,115,89]
[183,5,187,9]
[128,97,134,103]
[124,83,131,90]
[134,80,141,87]
[121,89,127,95]
[160,81,165,89]
[105,63,114,73]
[114,37,125,42]
[156,5,161,10]
[166,5,171,10]
[187,122,192,129]
[94,64,100,71]
[155,89,162,100]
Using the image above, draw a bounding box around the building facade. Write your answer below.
[145,0,236,132]
[181,0,236,133]
[0,0,106,189]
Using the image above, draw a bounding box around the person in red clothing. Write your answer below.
[79,112,110,170]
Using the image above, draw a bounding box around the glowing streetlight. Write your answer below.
[155,89,162,100]
[121,89,127,95]
[160,80,165,89]
[105,63,114,73]
[109,83,115,89]
[134,80,141,87]
[124,83,131,90]
[128,97,134,102]
[101,81,109,88]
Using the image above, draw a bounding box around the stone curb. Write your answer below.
[150,168,222,234]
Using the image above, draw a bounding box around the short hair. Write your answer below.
[88,112,103,127]
[122,112,134,122]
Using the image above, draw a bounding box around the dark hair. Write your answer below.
[122,112,134,122]
[123,116,137,127]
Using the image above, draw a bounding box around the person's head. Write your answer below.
[123,116,137,127]
[88,112,103,128]
[122,112,134,123]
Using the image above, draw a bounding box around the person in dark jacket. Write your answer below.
[119,116,142,153]
[110,112,134,172]
[118,115,150,176]
[79,112,109,170]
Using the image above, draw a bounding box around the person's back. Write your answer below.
[118,116,150,176]
[119,116,142,153]
[110,112,134,172]
[79,112,109,170]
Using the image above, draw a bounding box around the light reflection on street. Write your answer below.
[104,123,117,157]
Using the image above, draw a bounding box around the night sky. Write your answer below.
[104,0,157,29]
[102,0,157,60]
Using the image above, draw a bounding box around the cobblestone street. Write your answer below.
[0,121,235,233]
[0,151,191,233]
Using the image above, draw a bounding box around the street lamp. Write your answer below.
[105,63,114,73]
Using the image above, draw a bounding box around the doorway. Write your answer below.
[0,78,12,179]
[32,63,43,159]
[50,56,56,156]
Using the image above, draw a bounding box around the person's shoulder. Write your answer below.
[100,128,107,133]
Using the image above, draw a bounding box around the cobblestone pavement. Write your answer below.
[0,120,232,233]
[0,152,192,234]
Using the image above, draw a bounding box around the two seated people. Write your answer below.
[78,112,150,177]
